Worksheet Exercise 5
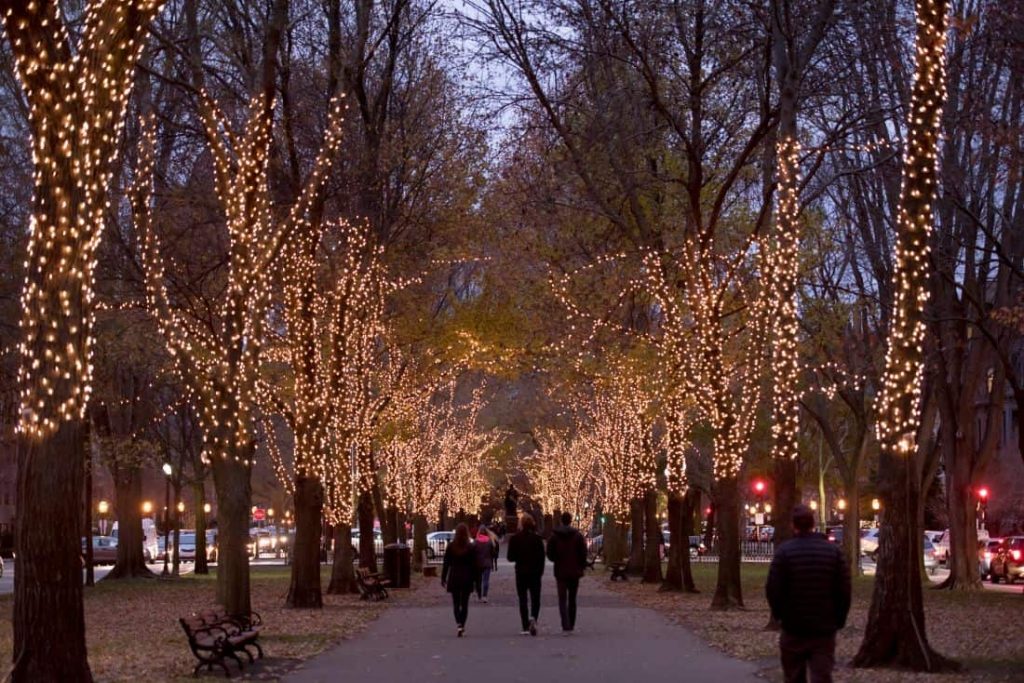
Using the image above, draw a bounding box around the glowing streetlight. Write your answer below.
[871,498,880,512]
[837,499,847,511]
[97,500,109,515]
[809,500,818,511]
[177,501,185,513]
[142,501,153,514]
[204,503,212,514]
[162,463,172,476]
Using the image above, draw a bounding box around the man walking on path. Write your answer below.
[546,512,588,634]
[766,505,851,683]
[507,513,545,636]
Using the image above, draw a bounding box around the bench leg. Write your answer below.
[228,649,246,670]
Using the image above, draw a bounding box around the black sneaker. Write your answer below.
[457,625,464,638]
[529,618,537,636]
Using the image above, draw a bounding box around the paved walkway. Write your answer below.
[285,559,760,683]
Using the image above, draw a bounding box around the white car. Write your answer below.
[860,528,880,557]
[425,531,454,558]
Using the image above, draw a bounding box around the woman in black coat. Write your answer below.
[441,523,477,637]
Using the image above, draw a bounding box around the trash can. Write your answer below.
[383,543,411,588]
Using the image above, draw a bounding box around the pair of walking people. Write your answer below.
[441,512,587,637]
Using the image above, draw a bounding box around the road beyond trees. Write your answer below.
[285,561,759,683]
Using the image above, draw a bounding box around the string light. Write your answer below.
[768,136,802,462]
[874,0,949,455]
[4,0,165,439]
[140,89,347,471]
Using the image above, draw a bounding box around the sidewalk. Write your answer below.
[285,560,760,683]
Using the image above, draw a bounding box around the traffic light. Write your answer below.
[753,480,766,495]
[978,487,989,502]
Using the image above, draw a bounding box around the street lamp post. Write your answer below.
[97,500,109,535]
[871,498,881,528]
[162,463,172,576]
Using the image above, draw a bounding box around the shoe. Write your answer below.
[520,630,530,636]
[457,625,465,638]
[529,618,537,636]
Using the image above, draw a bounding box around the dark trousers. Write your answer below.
[556,577,580,631]
[451,588,471,627]
[780,631,836,683]
[475,567,492,598]
[515,572,541,630]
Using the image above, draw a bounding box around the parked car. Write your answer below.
[111,520,158,562]
[860,528,880,557]
[425,531,454,558]
[989,536,1024,584]
[980,538,1002,579]
[350,528,384,557]
[826,526,844,545]
[922,538,939,575]
[932,528,990,566]
[176,531,198,561]
[82,535,119,566]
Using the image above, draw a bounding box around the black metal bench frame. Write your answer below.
[180,608,264,678]
[357,567,391,600]
[608,562,628,581]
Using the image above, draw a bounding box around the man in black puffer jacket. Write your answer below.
[507,513,545,635]
[766,505,851,683]
[546,512,589,634]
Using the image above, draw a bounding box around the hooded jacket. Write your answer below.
[546,525,589,580]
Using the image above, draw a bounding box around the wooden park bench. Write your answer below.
[179,607,263,678]
[608,562,628,581]
[356,567,391,601]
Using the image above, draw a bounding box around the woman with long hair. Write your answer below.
[441,523,477,637]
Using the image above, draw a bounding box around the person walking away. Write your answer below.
[474,524,495,601]
[546,512,588,634]
[766,505,851,683]
[488,526,500,572]
[442,523,477,637]
[507,513,545,636]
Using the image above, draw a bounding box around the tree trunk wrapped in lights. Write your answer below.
[525,429,599,528]
[662,401,698,593]
[1,1,165,679]
[643,243,766,609]
[853,0,957,672]
[766,0,837,547]
[137,0,297,616]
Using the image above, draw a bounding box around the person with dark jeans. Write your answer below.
[442,523,477,637]
[507,512,545,636]
[766,505,851,683]
[473,525,496,601]
[546,512,588,633]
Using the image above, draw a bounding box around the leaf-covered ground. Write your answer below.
[0,566,388,681]
[607,564,1024,682]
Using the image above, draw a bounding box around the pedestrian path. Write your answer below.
[284,560,760,683]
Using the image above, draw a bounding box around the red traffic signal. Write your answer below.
[977,487,989,500]
[753,480,766,494]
